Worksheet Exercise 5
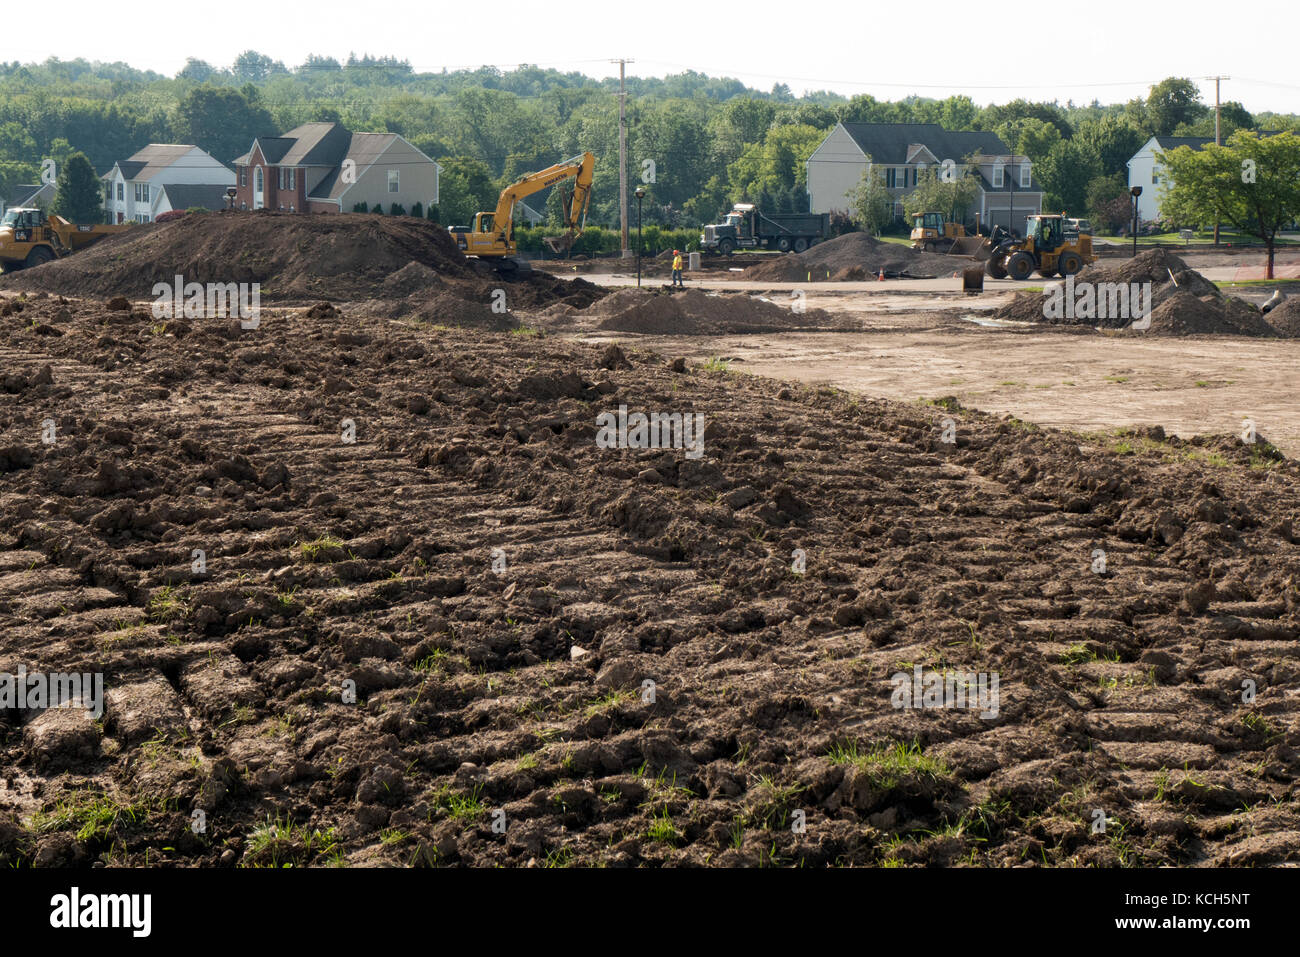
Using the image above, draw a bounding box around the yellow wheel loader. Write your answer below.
[448,152,594,271]
[0,208,132,271]
[982,213,1095,280]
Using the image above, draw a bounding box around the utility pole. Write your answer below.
[1205,75,1230,245]
[611,58,634,258]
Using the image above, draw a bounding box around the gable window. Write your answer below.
[388,170,399,193]
[279,167,297,190]
[1152,170,1159,185]
[240,167,247,187]
[992,163,1004,188]
[1020,163,1031,188]
[116,183,124,201]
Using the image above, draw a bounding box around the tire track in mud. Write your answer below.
[1,293,1298,867]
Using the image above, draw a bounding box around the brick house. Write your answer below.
[231,122,440,214]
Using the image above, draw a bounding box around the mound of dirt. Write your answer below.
[741,232,960,282]
[1264,297,1300,337]
[0,211,476,302]
[574,287,854,335]
[0,211,612,322]
[993,248,1269,335]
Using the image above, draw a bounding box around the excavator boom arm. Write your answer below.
[491,152,594,238]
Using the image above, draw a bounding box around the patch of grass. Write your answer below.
[826,740,949,790]
[509,326,541,338]
[647,807,680,844]
[29,792,149,842]
[147,585,186,622]
[242,814,342,868]
[700,356,731,373]
[583,690,634,719]
[296,535,345,563]
[744,775,804,831]
[430,784,486,821]
[1103,375,1129,384]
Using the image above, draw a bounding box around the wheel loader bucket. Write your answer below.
[949,235,990,257]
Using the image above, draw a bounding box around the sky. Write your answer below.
[11,0,1300,114]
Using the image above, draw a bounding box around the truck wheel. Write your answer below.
[777,237,792,252]
[1058,251,1083,276]
[1006,252,1035,281]
[793,237,808,253]
[718,239,735,257]
[24,246,55,268]
[986,258,1008,279]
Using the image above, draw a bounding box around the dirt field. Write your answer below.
[2,223,1299,868]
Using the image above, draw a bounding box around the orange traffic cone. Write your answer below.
[877,268,885,281]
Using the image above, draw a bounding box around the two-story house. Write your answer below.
[101,144,235,223]
[806,122,1043,234]
[231,122,440,214]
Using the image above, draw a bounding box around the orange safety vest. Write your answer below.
[672,254,683,270]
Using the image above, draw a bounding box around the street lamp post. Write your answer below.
[635,186,646,288]
[1130,186,1143,258]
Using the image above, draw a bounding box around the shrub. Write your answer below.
[411,201,423,219]
[352,201,368,213]
[390,203,405,216]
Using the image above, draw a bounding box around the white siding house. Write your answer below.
[102,145,234,223]
[1126,135,1211,224]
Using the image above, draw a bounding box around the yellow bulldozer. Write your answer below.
[981,213,1095,279]
[0,207,131,271]
[449,151,594,270]
[909,211,987,255]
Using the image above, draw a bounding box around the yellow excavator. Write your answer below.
[0,208,131,271]
[449,151,594,270]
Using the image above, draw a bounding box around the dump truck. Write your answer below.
[0,208,131,271]
[982,213,1096,280]
[700,204,828,255]
[909,212,986,254]
[448,152,594,271]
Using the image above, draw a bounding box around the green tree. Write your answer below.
[850,167,892,234]
[174,85,274,164]
[901,165,979,224]
[1146,77,1206,137]
[437,155,496,226]
[50,151,103,223]
[1036,139,1103,214]
[1158,130,1300,278]
[1085,172,1130,231]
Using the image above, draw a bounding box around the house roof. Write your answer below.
[237,123,354,169]
[1152,135,1214,151]
[840,123,1011,165]
[308,132,402,200]
[8,183,54,206]
[116,144,201,182]
[161,183,232,211]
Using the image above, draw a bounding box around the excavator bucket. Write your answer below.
[543,230,577,255]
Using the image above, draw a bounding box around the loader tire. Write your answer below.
[24,246,55,269]
[1058,251,1083,276]
[986,258,1008,279]
[1006,252,1035,281]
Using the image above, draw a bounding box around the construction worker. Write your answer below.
[671,249,684,288]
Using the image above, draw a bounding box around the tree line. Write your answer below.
[2,57,1296,236]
